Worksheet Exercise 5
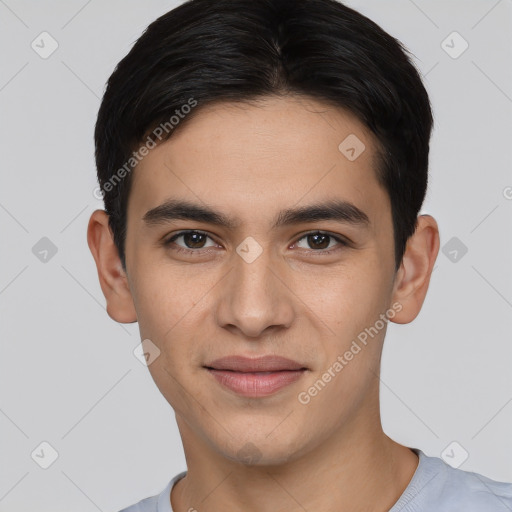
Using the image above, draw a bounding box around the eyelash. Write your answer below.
[163,230,349,256]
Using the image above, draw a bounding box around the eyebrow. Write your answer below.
[142,198,370,230]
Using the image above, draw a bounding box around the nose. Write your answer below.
[214,244,295,339]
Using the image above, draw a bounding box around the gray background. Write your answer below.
[1,0,511,511]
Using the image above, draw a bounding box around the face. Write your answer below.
[123,95,400,465]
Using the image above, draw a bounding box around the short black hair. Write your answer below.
[94,0,433,271]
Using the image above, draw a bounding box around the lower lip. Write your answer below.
[206,368,307,397]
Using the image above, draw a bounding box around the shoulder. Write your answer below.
[394,449,512,512]
[116,471,187,512]
[117,493,159,512]
[439,460,512,510]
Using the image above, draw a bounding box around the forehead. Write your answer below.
[128,95,390,232]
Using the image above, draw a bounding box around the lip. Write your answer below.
[204,355,308,397]
[205,355,307,372]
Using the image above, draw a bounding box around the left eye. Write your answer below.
[294,232,346,251]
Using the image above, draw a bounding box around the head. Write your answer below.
[88,0,439,466]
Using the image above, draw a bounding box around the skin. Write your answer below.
[88,95,439,512]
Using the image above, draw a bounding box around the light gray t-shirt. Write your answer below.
[118,448,512,511]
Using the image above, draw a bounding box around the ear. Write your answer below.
[390,214,440,324]
[87,209,137,323]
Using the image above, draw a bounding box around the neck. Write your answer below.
[171,400,419,512]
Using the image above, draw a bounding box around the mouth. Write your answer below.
[203,355,308,397]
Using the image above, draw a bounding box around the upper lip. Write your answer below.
[204,355,307,372]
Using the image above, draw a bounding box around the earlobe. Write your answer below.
[87,209,138,323]
[390,214,440,324]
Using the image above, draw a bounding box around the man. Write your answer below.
[87,0,512,510]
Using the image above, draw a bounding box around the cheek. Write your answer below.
[129,242,193,313]
[129,255,212,364]
[303,267,392,390]
[132,266,206,411]
[306,262,388,333]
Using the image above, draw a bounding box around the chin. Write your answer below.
[216,432,309,468]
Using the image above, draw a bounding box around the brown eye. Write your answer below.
[181,232,207,248]
[307,233,330,249]
[294,231,347,252]
[165,230,217,251]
